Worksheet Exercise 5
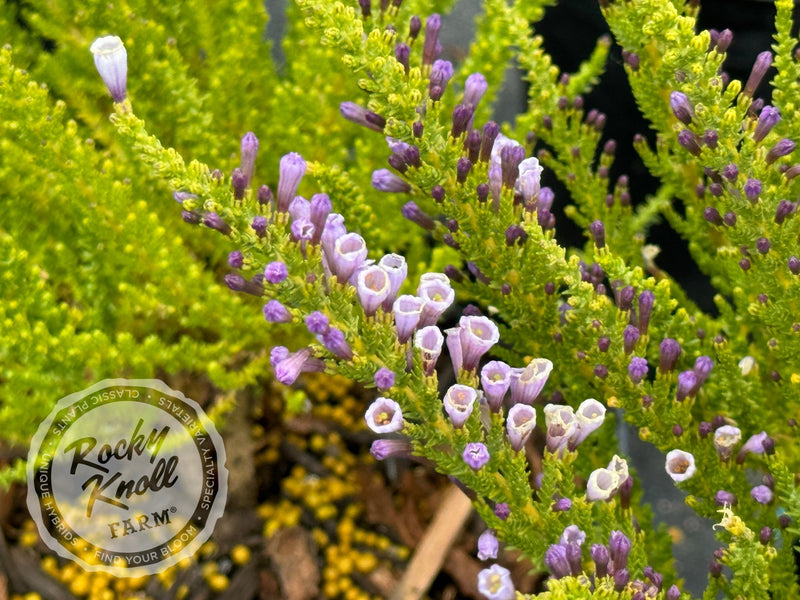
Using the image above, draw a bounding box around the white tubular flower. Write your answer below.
[90,35,127,102]
[570,398,606,447]
[586,467,620,502]
[665,449,696,482]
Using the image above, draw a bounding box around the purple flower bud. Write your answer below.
[370,439,412,461]
[365,397,404,433]
[90,36,127,103]
[609,531,631,572]
[493,503,510,521]
[759,526,772,545]
[736,430,768,464]
[658,338,681,372]
[329,232,367,283]
[263,300,292,323]
[270,346,289,367]
[412,119,423,138]
[675,370,696,401]
[638,290,655,335]
[704,130,718,149]
[677,130,701,156]
[319,327,353,360]
[589,220,605,248]
[228,251,244,269]
[591,544,610,578]
[670,91,693,124]
[704,206,723,226]
[422,14,442,67]
[666,585,680,600]
[480,122,500,162]
[755,237,771,255]
[408,14,421,39]
[790,256,800,274]
[465,129,482,163]
[714,425,742,461]
[230,168,247,200]
[394,43,410,73]
[509,359,553,405]
[775,199,796,224]
[477,564,514,600]
[481,361,511,412]
[565,542,582,576]
[506,404,536,451]
[263,261,288,284]
[545,544,571,579]
[692,355,713,391]
[373,367,395,391]
[464,72,488,108]
[417,273,455,327]
[429,59,454,96]
[224,273,263,296]
[203,212,231,235]
[766,139,796,164]
[239,131,259,187]
[744,51,773,97]
[415,325,444,376]
[248,216,267,237]
[393,294,424,344]
[273,347,325,385]
[340,102,385,132]
[754,105,781,142]
[275,153,307,213]
[456,157,472,184]
[356,265,391,317]
[716,28,733,52]
[552,498,572,512]
[305,311,330,335]
[516,157,543,203]
[500,144,526,188]
[477,530,498,560]
[373,169,412,193]
[463,442,490,471]
[751,484,773,504]
[618,286,635,311]
[451,104,475,138]
[443,384,477,428]
[309,194,332,244]
[628,357,648,384]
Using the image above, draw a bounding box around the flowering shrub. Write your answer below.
[5,0,800,598]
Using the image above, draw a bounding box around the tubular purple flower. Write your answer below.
[290,218,314,243]
[231,168,247,200]
[370,439,412,461]
[329,233,368,283]
[638,290,655,335]
[714,425,742,461]
[276,153,307,212]
[224,274,263,296]
[775,199,797,224]
[443,384,477,428]
[677,130,701,156]
[500,145,526,188]
[203,212,231,235]
[623,325,639,354]
[378,253,407,311]
[270,346,289,367]
[373,367,395,391]
[744,51,773,97]
[515,157,543,203]
[669,91,693,124]
[90,35,127,102]
[754,106,781,142]
[766,139,796,165]
[321,213,346,260]
[228,251,244,269]
[571,399,606,447]
[509,358,553,405]
[365,397,404,433]
[417,273,455,327]
[544,545,571,579]
[565,542,582,576]
[736,430,769,463]
[394,43,410,73]
[609,531,631,572]
[309,194,332,244]
[477,564,515,600]
[665,449,696,482]
[415,325,444,376]
[239,132,259,187]
[463,442,490,471]
[666,585,680,600]
[675,370,696,401]
[273,347,325,385]
[264,261,288,284]
[319,327,353,360]
[591,544,610,578]
[401,201,435,229]
[488,164,503,208]
[339,102,385,132]
[477,530,498,560]
[506,404,536,451]
[451,104,475,138]
[614,568,630,591]
[373,169,412,193]
[429,59,454,95]
[586,465,625,501]
[751,484,774,504]
[692,355,713,392]
[658,338,681,372]
[422,14,442,67]
[393,294,424,344]
[628,357,648,384]
[480,122,500,162]
[481,361,512,412]
[357,265,391,317]
[464,73,488,107]
[263,300,292,323]
[453,316,500,373]
[305,311,330,335]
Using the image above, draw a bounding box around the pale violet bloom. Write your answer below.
[417,272,455,327]
[378,253,407,311]
[543,404,577,455]
[607,454,629,482]
[276,152,307,212]
[477,564,515,600]
[356,265,390,317]
[415,326,444,376]
[559,525,586,547]
[330,232,368,283]
[665,449,696,482]
[714,425,742,461]
[364,397,404,433]
[481,361,511,412]
[446,315,500,375]
[509,358,553,404]
[490,134,523,167]
[90,35,127,102]
[570,398,606,447]
[443,384,478,428]
[586,467,621,502]
[506,404,536,451]
[393,294,424,343]
[515,157,543,202]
